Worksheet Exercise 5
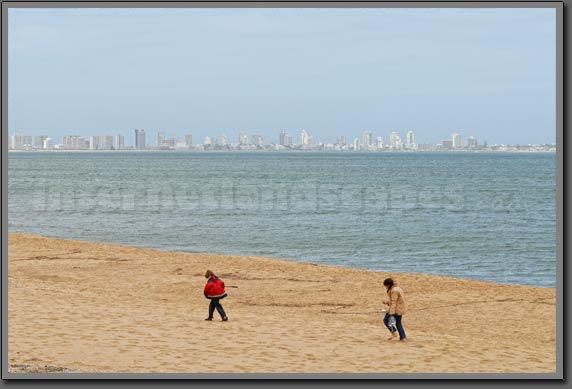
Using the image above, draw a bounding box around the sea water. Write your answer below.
[8,151,557,287]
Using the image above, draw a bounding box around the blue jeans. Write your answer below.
[384,313,406,340]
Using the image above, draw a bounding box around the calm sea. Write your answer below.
[8,151,557,287]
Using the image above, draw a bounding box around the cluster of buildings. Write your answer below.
[8,129,555,152]
[9,133,126,151]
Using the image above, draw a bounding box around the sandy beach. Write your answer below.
[7,233,556,374]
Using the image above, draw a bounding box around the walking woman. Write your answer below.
[204,270,228,321]
[383,278,407,341]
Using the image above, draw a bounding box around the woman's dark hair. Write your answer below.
[205,270,215,278]
[383,278,394,289]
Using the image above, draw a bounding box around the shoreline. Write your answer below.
[8,233,557,374]
[7,232,555,290]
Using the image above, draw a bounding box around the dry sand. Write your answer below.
[8,233,556,374]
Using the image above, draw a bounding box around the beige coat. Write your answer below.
[387,286,406,315]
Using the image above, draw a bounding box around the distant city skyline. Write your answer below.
[5,126,551,147]
[8,128,555,153]
[8,8,556,144]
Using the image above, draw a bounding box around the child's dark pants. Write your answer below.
[208,298,226,319]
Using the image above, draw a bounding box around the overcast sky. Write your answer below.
[8,7,556,145]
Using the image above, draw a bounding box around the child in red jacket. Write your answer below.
[204,270,228,321]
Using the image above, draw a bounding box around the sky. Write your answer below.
[8,7,556,145]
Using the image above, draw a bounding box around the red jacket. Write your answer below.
[204,276,227,299]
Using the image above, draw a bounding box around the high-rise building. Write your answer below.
[62,135,74,150]
[283,134,293,147]
[376,136,383,149]
[353,138,360,151]
[362,131,372,149]
[442,139,454,150]
[252,135,263,147]
[11,132,23,150]
[468,136,478,149]
[164,138,177,148]
[22,136,33,148]
[307,135,315,149]
[63,135,87,150]
[300,130,313,149]
[135,129,146,150]
[34,135,48,149]
[405,131,416,150]
[389,131,401,150]
[43,137,54,150]
[203,136,212,146]
[103,135,114,150]
[452,133,463,149]
[157,131,166,147]
[238,131,248,146]
[279,130,287,146]
[90,136,101,150]
[337,136,347,146]
[406,130,415,145]
[300,130,307,145]
[185,134,193,148]
[220,133,228,146]
[115,134,124,150]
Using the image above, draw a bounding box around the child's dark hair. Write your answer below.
[383,278,394,289]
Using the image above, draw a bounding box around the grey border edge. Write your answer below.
[1,0,564,380]
[2,0,10,382]
[555,0,564,381]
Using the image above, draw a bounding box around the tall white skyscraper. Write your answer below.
[376,136,383,150]
[11,132,23,150]
[63,135,87,150]
[406,131,415,145]
[135,129,146,150]
[300,130,309,147]
[468,136,477,149]
[238,131,248,146]
[34,135,48,149]
[22,136,32,148]
[102,135,114,150]
[43,137,54,150]
[337,136,347,146]
[157,131,166,147]
[252,135,263,147]
[389,131,402,149]
[353,138,360,151]
[452,133,463,149]
[220,133,229,146]
[406,131,416,150]
[115,134,125,150]
[307,136,315,148]
[90,135,101,150]
[185,134,193,148]
[362,131,372,149]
